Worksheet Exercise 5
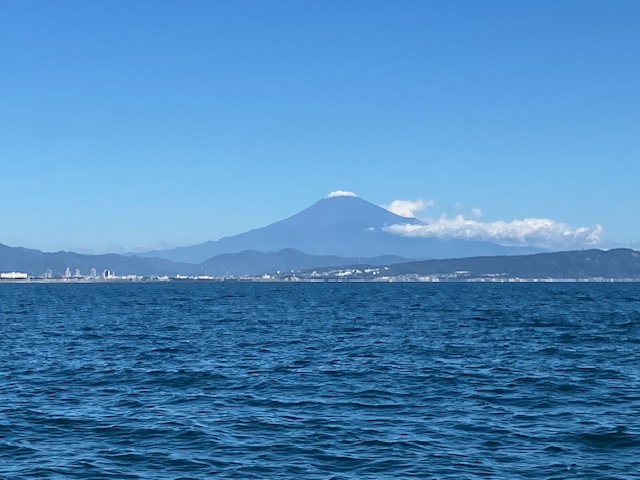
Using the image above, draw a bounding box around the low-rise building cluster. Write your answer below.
[1,267,639,283]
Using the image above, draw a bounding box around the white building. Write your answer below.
[0,272,28,279]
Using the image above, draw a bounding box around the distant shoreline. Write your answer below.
[2,277,639,284]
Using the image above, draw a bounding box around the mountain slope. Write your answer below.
[140,193,537,263]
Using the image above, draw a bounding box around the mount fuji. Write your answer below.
[139,192,538,264]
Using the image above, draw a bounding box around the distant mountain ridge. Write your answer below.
[139,193,538,263]
[2,242,639,279]
[0,242,193,277]
[387,248,640,279]
[200,249,407,276]
[0,243,407,277]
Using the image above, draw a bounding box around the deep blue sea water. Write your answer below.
[1,282,639,479]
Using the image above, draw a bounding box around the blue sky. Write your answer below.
[1,1,639,253]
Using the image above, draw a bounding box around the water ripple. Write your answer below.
[1,283,639,478]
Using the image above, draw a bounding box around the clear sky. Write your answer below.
[1,0,639,253]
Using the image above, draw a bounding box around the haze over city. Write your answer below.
[2,1,639,254]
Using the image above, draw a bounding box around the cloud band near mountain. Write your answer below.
[383,216,603,250]
[384,199,434,218]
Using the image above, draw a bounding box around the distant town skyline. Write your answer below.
[2,1,639,253]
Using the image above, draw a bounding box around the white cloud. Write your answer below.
[384,199,434,218]
[470,207,483,218]
[383,215,603,249]
[325,190,358,198]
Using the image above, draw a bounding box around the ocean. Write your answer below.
[1,282,639,479]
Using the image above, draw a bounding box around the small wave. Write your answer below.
[573,427,640,449]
